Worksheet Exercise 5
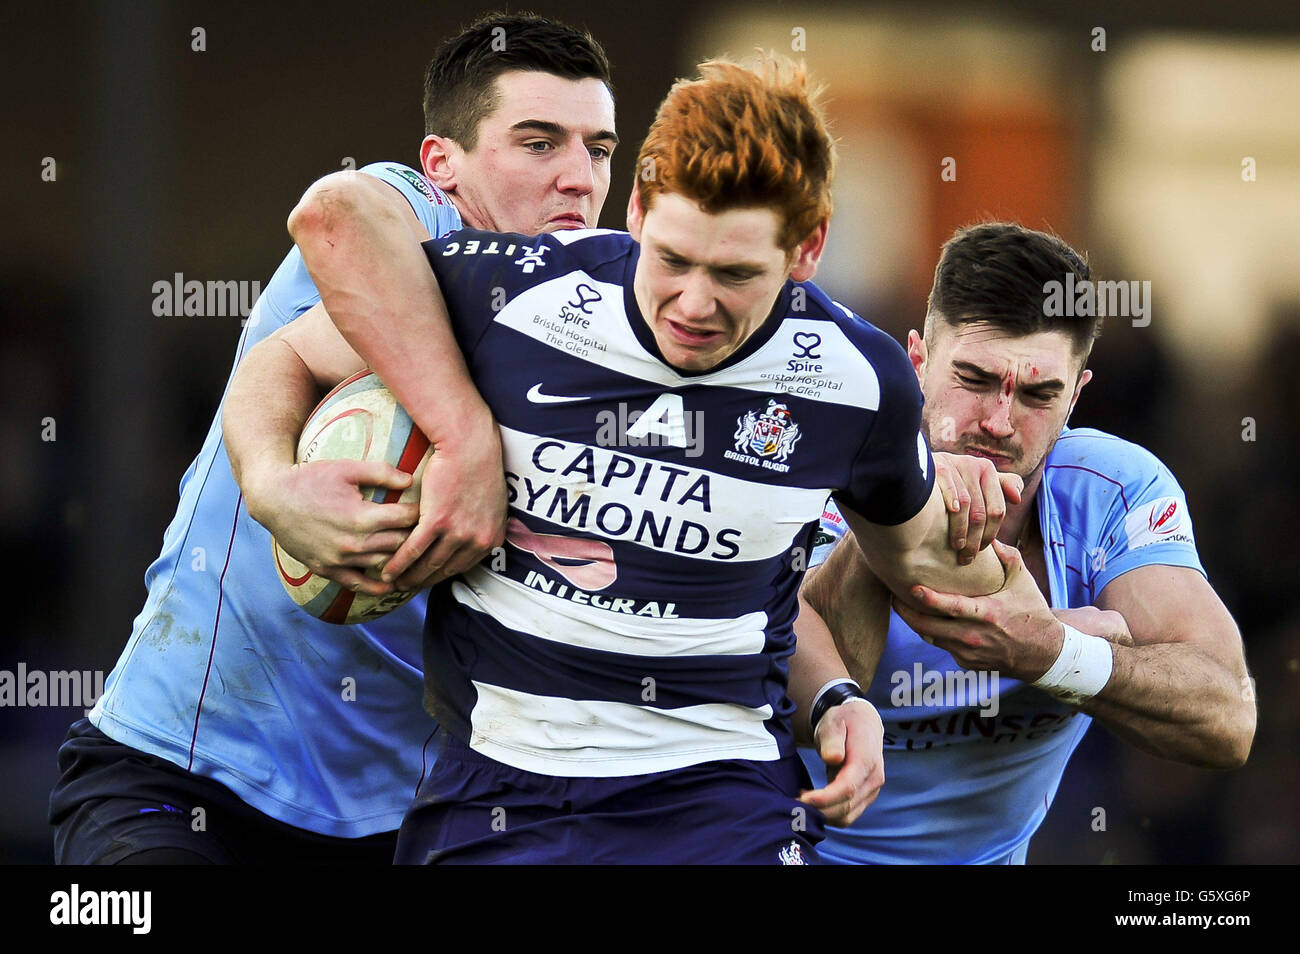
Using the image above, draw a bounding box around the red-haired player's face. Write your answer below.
[424,70,618,235]
[628,191,825,372]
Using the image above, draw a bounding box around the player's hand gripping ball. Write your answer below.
[272,370,433,624]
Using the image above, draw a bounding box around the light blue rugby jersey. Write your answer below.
[89,163,463,837]
[801,426,1205,863]
[416,227,936,777]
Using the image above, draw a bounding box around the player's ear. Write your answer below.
[788,219,829,282]
[627,186,645,241]
[907,329,927,383]
[421,135,459,190]
[1067,367,1093,420]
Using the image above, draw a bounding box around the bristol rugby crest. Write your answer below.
[725,399,801,473]
[778,840,808,865]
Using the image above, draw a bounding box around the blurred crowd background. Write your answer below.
[2,0,1297,863]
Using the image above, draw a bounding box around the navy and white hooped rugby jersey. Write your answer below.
[802,426,1206,863]
[419,227,935,777]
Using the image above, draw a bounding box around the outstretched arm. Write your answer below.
[803,452,1020,684]
[840,483,1006,606]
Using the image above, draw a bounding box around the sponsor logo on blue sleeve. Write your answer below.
[391,167,444,206]
[1123,496,1195,549]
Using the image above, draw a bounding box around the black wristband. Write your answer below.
[810,681,870,736]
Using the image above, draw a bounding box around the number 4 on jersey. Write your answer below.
[626,393,688,448]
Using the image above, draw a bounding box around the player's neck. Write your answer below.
[455,207,487,231]
[447,193,490,232]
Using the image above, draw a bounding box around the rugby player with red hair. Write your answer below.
[225,57,1012,863]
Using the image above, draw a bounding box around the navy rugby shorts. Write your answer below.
[394,733,824,865]
[50,718,398,864]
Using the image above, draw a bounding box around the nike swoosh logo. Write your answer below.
[526,384,588,404]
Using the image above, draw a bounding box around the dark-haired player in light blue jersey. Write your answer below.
[801,222,1256,864]
[226,58,1014,863]
[50,13,620,864]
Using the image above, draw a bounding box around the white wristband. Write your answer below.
[1032,623,1114,704]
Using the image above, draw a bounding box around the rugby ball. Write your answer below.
[271,370,433,624]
